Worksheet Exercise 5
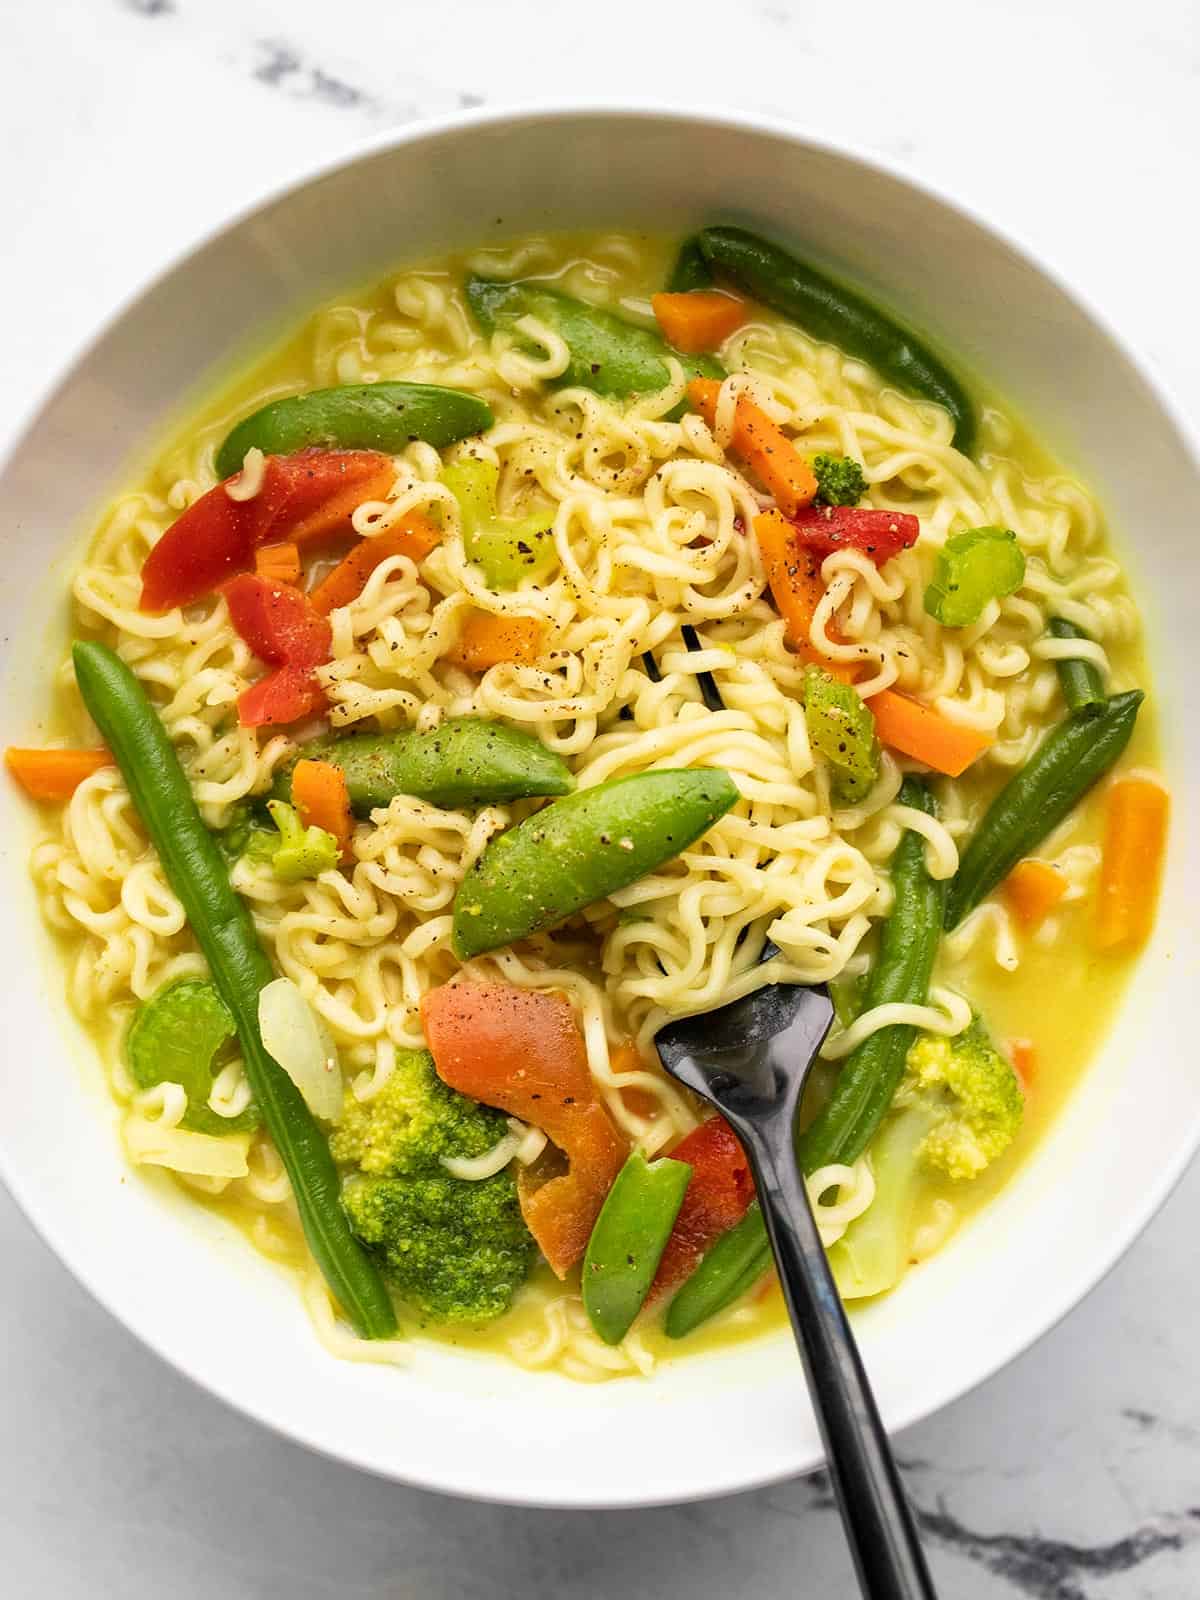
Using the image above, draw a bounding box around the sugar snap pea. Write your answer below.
[583,1151,693,1344]
[214,382,493,480]
[667,777,944,1337]
[945,689,1143,929]
[452,767,739,959]
[1048,617,1106,714]
[73,641,397,1340]
[665,1201,771,1339]
[465,276,724,402]
[274,719,574,816]
[696,226,976,454]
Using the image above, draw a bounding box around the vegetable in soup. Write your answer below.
[10,226,1165,1381]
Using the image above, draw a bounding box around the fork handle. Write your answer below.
[744,1130,937,1599]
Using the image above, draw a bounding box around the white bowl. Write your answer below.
[1,107,1197,1508]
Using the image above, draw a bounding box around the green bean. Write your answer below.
[666,237,714,293]
[945,690,1143,929]
[665,1202,771,1339]
[666,778,945,1338]
[274,719,574,816]
[73,642,397,1340]
[465,276,724,402]
[798,775,945,1171]
[583,1152,693,1344]
[1048,617,1106,714]
[452,768,739,959]
[696,226,976,454]
[214,383,493,480]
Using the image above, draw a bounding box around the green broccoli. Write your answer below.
[812,453,867,507]
[333,1049,535,1322]
[900,1016,1024,1181]
[343,1171,535,1323]
[331,1048,510,1176]
[829,1016,1022,1299]
[244,799,338,882]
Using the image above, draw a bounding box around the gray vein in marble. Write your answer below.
[764,1448,1200,1598]
[253,39,374,112]
[121,0,174,13]
[914,1500,1200,1599]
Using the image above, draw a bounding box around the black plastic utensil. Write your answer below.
[655,981,937,1599]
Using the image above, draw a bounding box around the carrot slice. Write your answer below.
[689,378,817,515]
[865,689,993,778]
[755,509,828,645]
[1003,859,1068,929]
[421,982,627,1277]
[308,513,441,616]
[1095,776,1169,950]
[292,758,354,863]
[446,611,546,673]
[1009,1039,1036,1091]
[6,747,114,800]
[652,291,746,354]
[254,542,302,586]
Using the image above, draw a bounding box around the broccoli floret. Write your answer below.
[899,1016,1024,1180]
[244,799,338,882]
[334,1049,534,1322]
[830,1016,1023,1299]
[812,453,867,507]
[343,1170,534,1323]
[331,1048,509,1176]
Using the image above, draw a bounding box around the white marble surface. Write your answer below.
[3,3,1199,1596]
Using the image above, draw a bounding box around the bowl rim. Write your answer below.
[3,100,1199,1508]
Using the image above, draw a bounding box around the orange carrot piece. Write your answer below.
[755,510,868,686]
[754,509,827,645]
[1003,859,1068,929]
[421,982,627,1276]
[308,513,441,616]
[1095,776,1169,950]
[6,747,114,801]
[652,291,746,354]
[865,689,993,778]
[291,758,354,863]
[254,541,302,586]
[689,378,817,515]
[447,611,546,673]
[1009,1040,1036,1091]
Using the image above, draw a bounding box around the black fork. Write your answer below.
[656,981,937,1600]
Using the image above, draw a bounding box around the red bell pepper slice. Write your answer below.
[651,1115,754,1296]
[139,449,395,612]
[237,665,328,728]
[222,574,332,669]
[786,504,920,566]
[421,982,628,1278]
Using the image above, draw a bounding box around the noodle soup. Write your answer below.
[14,227,1164,1380]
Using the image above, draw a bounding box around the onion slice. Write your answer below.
[258,978,343,1123]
